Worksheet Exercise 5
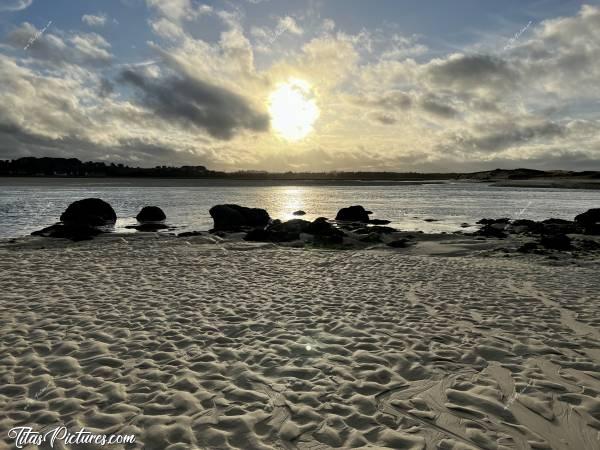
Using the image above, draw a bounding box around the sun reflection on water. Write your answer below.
[279,187,308,221]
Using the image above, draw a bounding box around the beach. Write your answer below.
[3,0,600,447]
[1,234,599,449]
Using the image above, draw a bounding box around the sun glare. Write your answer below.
[269,79,319,141]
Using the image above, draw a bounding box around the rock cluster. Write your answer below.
[335,205,371,222]
[32,198,117,241]
[29,199,599,257]
[60,198,117,226]
[474,208,600,255]
[245,217,345,245]
[126,206,170,231]
[136,206,166,222]
[209,204,270,231]
[575,208,600,234]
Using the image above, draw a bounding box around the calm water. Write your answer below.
[1,178,599,238]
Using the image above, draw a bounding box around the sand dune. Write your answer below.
[1,234,599,449]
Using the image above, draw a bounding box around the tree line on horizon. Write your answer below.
[0,157,460,180]
[2,156,596,180]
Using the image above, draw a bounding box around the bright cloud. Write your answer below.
[82,13,108,27]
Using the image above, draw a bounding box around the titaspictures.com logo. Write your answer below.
[8,426,136,448]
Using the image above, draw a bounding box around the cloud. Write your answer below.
[82,13,108,27]
[0,0,32,12]
[505,5,600,98]
[454,121,566,153]
[250,15,303,53]
[277,16,303,35]
[98,78,114,97]
[149,17,186,40]
[425,54,518,93]
[120,68,269,140]
[368,112,397,125]
[361,91,412,111]
[0,120,209,166]
[381,34,428,60]
[419,94,458,118]
[6,23,112,66]
[145,0,212,22]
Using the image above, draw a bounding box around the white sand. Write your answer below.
[1,234,599,449]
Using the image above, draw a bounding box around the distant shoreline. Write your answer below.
[0,176,451,187]
[3,157,600,187]
[2,176,600,189]
[495,178,600,190]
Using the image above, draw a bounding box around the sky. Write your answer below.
[0,0,599,172]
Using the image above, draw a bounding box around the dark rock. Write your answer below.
[312,233,344,246]
[510,219,544,234]
[125,223,170,232]
[476,224,507,238]
[245,218,313,242]
[292,210,306,216]
[244,228,294,242]
[209,204,270,231]
[354,225,397,235]
[136,206,166,222]
[540,233,572,250]
[270,219,311,234]
[33,197,115,240]
[423,218,438,222]
[387,239,410,248]
[460,223,471,228]
[476,218,510,225]
[60,198,117,226]
[516,242,538,253]
[178,231,203,237]
[540,218,576,234]
[371,225,398,233]
[31,223,101,241]
[305,217,344,238]
[574,208,600,234]
[579,239,600,250]
[338,222,364,231]
[244,229,270,242]
[359,233,382,243]
[369,219,391,225]
[475,217,510,237]
[335,205,370,223]
[300,217,346,246]
[541,218,572,225]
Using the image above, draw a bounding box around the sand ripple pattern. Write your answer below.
[1,235,599,449]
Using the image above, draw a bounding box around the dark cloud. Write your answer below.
[453,122,566,153]
[364,90,412,110]
[419,95,457,118]
[369,112,397,125]
[358,91,410,125]
[120,69,269,140]
[98,78,114,97]
[0,120,208,167]
[427,54,518,92]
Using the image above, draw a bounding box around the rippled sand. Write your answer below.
[1,234,599,449]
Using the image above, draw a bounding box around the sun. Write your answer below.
[269,79,319,141]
